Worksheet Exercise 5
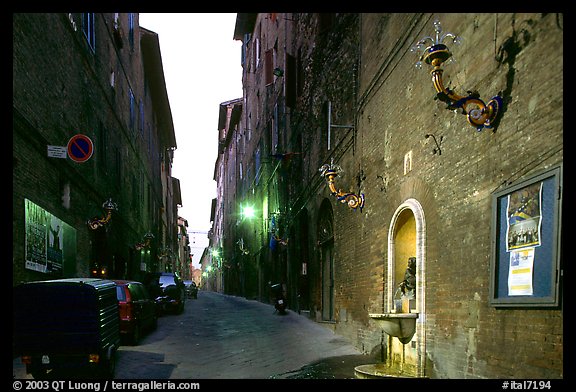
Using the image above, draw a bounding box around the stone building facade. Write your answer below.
[13,13,181,285]
[214,13,563,379]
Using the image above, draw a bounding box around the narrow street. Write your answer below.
[13,291,374,380]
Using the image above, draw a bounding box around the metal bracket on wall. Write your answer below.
[425,133,443,155]
[327,100,354,151]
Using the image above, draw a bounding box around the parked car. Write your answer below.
[154,272,186,314]
[184,280,198,299]
[113,280,158,345]
[13,278,120,379]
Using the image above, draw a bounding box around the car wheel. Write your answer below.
[101,348,116,378]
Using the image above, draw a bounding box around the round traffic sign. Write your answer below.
[67,134,93,163]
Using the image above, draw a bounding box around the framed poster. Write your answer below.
[25,199,77,276]
[489,165,562,307]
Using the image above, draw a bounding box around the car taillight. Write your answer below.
[89,354,100,363]
[118,302,133,319]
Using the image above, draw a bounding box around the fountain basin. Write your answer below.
[354,363,422,379]
[369,312,418,344]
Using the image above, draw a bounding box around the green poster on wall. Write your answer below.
[25,199,76,276]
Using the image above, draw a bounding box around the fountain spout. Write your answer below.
[370,257,418,343]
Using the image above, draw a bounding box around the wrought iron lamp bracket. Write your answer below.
[319,160,365,212]
[87,198,118,230]
[135,232,154,250]
[412,19,503,132]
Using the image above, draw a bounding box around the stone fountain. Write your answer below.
[355,257,424,378]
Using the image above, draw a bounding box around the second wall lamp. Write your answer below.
[87,198,118,230]
[411,18,503,132]
[319,159,365,212]
[135,232,154,250]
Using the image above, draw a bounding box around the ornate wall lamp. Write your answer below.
[87,198,118,230]
[319,159,365,212]
[411,19,503,132]
[135,232,154,250]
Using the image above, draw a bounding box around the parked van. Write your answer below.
[13,278,120,379]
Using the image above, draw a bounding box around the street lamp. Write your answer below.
[135,232,154,250]
[411,18,503,131]
[241,204,256,220]
[319,159,365,212]
[87,198,118,230]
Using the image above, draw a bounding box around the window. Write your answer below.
[265,49,273,85]
[255,144,261,185]
[139,99,144,136]
[128,13,135,49]
[254,25,261,68]
[110,69,115,88]
[271,104,279,154]
[129,88,135,132]
[82,13,95,52]
[241,33,251,67]
[116,286,127,302]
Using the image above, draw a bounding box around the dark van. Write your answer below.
[13,278,120,379]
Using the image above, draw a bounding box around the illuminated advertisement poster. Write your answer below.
[25,199,76,275]
[508,248,535,296]
[506,182,542,252]
[505,182,542,296]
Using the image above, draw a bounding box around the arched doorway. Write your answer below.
[318,199,334,322]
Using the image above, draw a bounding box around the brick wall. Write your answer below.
[348,13,562,378]
[13,13,169,284]
[227,12,562,378]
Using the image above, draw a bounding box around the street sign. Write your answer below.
[67,134,93,163]
[47,145,67,159]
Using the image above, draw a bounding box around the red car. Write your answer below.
[113,280,158,345]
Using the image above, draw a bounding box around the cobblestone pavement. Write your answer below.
[13,290,376,380]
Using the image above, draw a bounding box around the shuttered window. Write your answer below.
[265,49,273,86]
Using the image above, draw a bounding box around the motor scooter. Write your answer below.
[270,282,287,315]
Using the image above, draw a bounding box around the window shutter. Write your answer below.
[265,49,273,85]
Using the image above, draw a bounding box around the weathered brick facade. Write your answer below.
[13,14,180,285]
[220,13,563,378]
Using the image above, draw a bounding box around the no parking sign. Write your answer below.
[67,134,93,163]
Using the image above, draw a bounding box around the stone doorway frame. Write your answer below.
[387,198,427,377]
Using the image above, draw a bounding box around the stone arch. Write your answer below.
[387,197,427,377]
